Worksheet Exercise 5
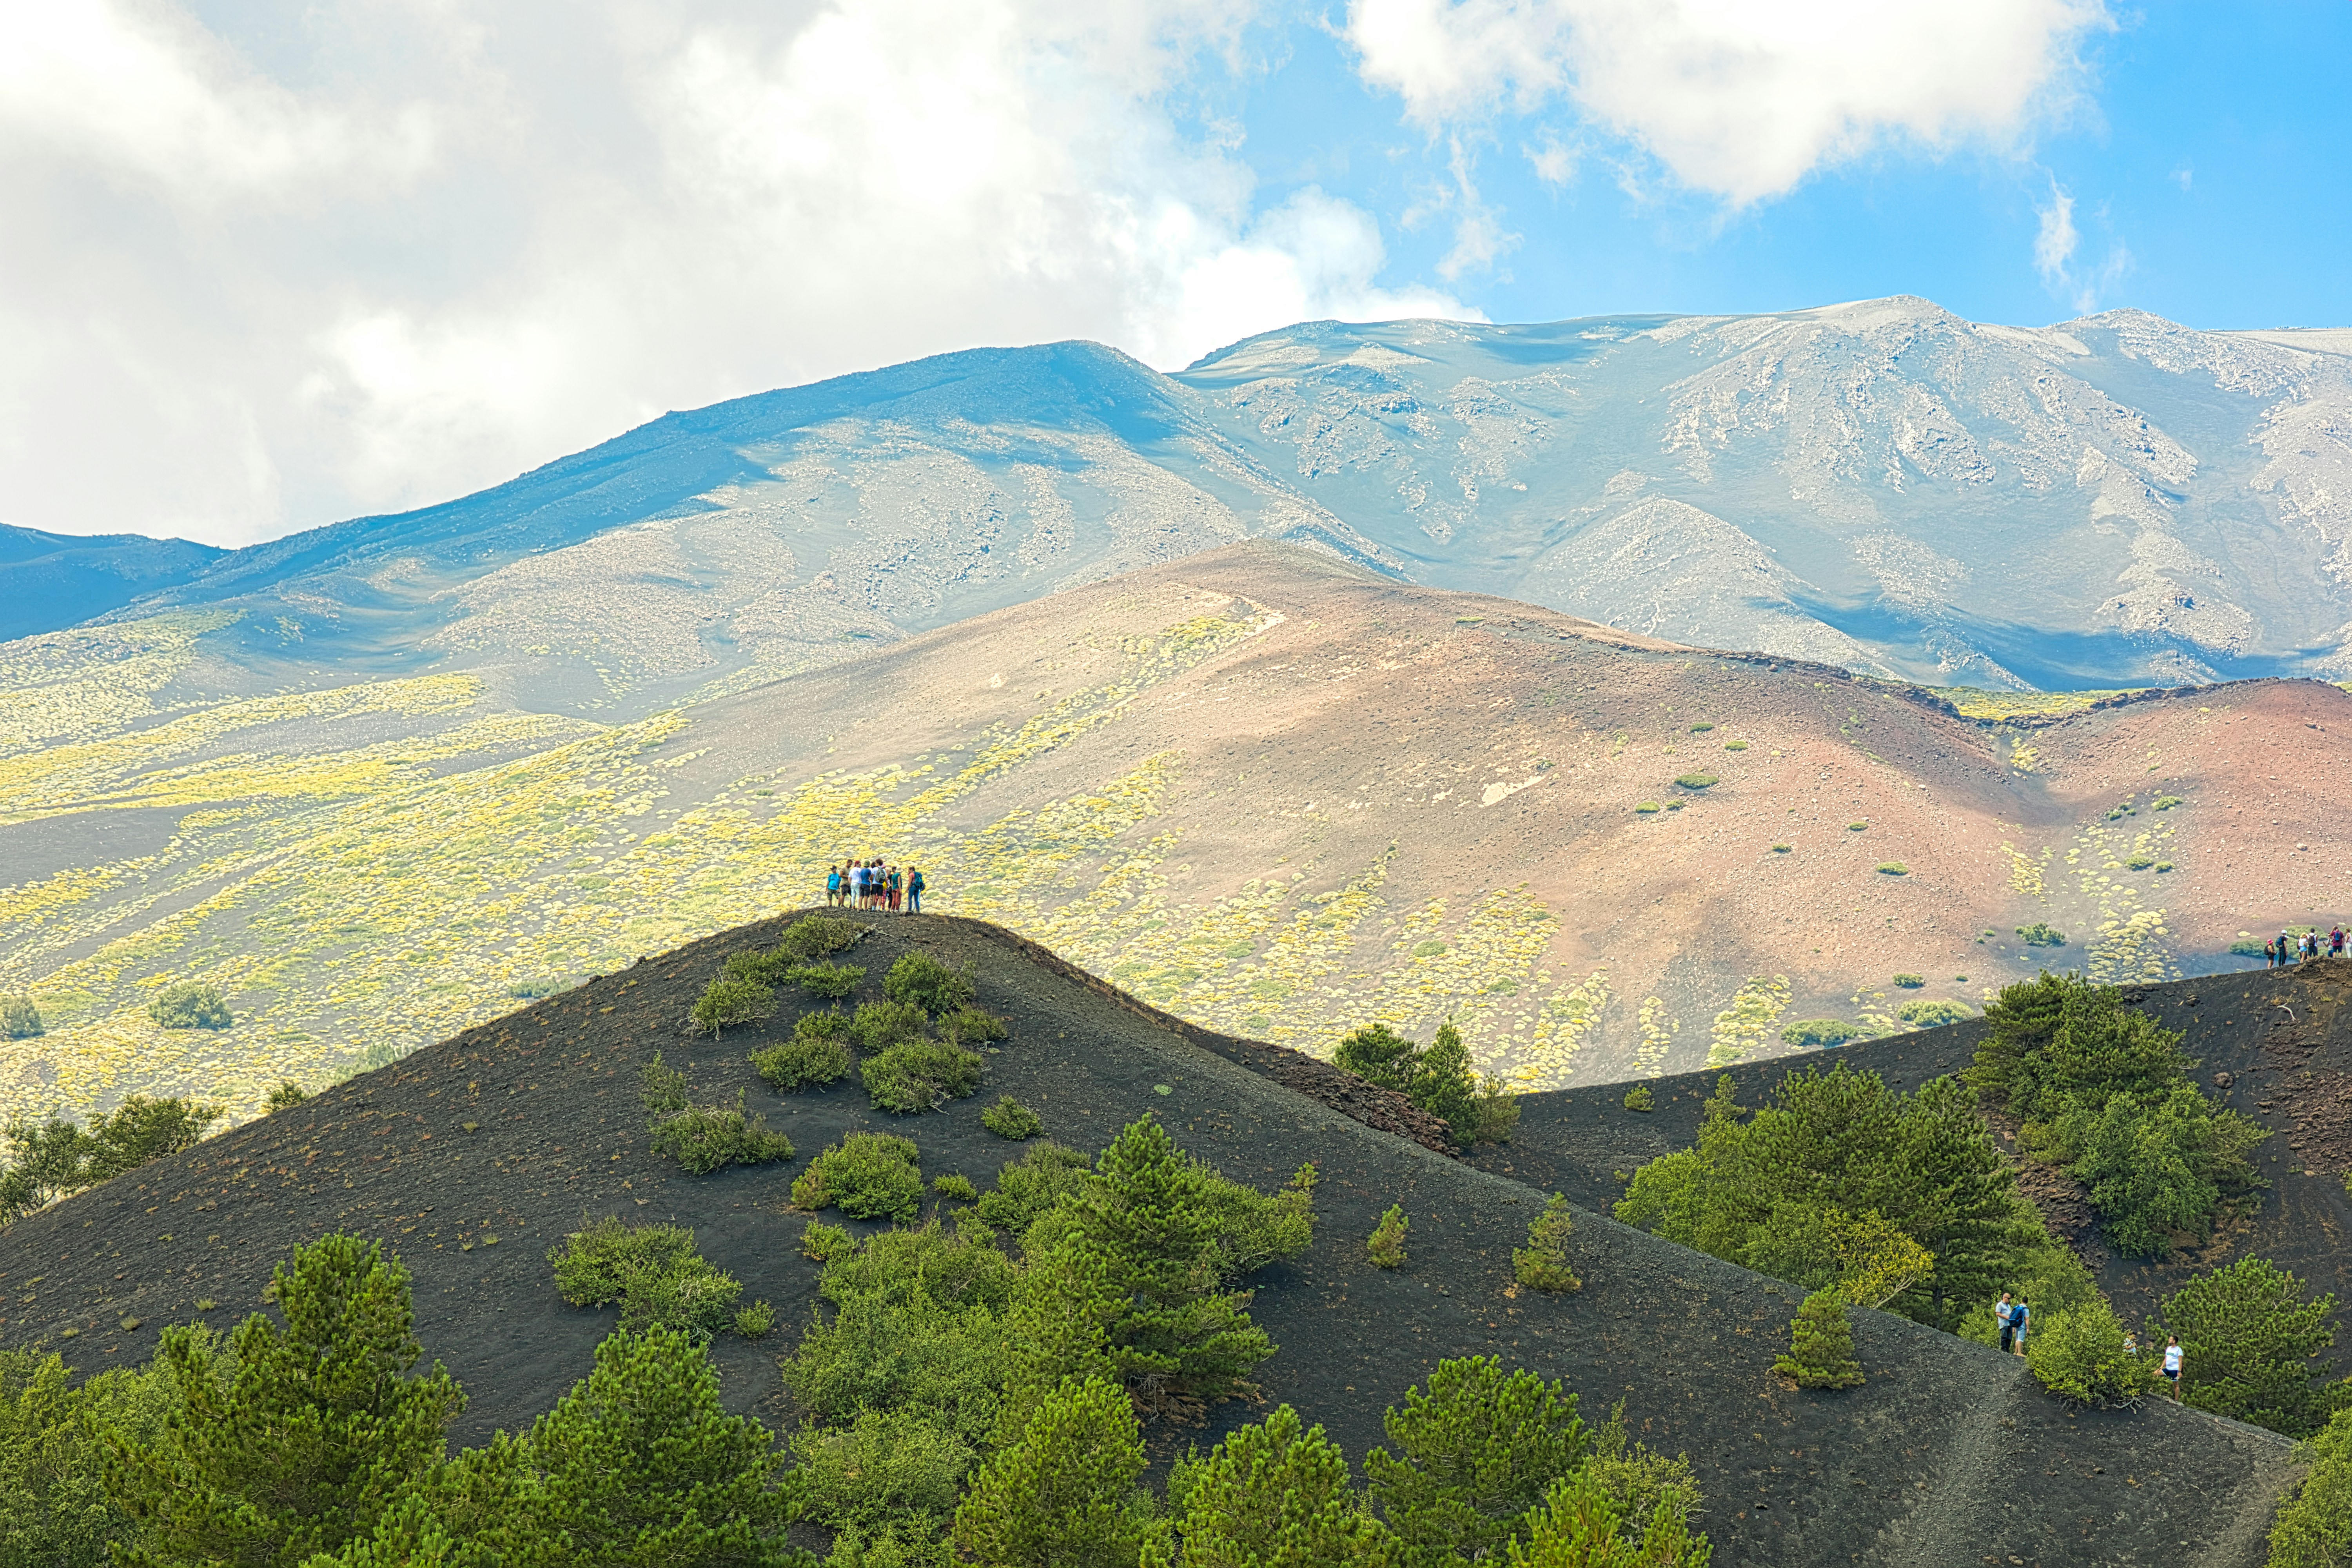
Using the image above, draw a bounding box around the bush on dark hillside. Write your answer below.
[1367,1205,1408,1269]
[1412,1022,1480,1145]
[946,1005,1008,1045]
[0,1344,180,1564]
[793,1132,926,1223]
[1334,1023,1419,1093]
[977,1142,1092,1238]
[933,1173,980,1203]
[687,975,769,1039]
[799,1221,852,1261]
[548,1215,744,1338]
[789,1406,973,1554]
[862,1036,984,1114]
[884,952,978,1017]
[1622,1085,1654,1112]
[851,998,931,1052]
[2163,1258,2352,1439]
[777,915,859,962]
[1897,999,1971,1028]
[265,1080,308,1112]
[749,1015,854,1090]
[647,1093,795,1175]
[1473,1074,1522,1145]
[1364,1356,1589,1562]
[108,1234,463,1564]
[0,996,41,1039]
[1514,1194,1580,1292]
[1581,1401,1710,1563]
[732,1300,775,1341]
[639,1053,691,1119]
[785,962,863,1001]
[1773,1290,1864,1388]
[1513,1468,1713,1568]
[720,948,795,988]
[2025,1300,2163,1405]
[1780,1018,1865,1047]
[952,1376,1158,1568]
[2268,1408,2352,1568]
[1166,1403,1395,1564]
[982,1094,1044,1140]
[147,982,231,1030]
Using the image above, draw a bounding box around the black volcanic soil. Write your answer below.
[1475,958,2352,1343]
[0,915,2299,1567]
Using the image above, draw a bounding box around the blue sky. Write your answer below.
[5,1,2350,546]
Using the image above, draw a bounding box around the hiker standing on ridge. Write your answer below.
[1996,1292,2016,1354]
[2009,1297,2029,1357]
[2163,1336,2184,1398]
[908,867,925,915]
[889,864,903,912]
[2332,926,2345,957]
[826,865,843,907]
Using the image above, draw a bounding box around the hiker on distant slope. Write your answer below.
[1996,1292,2016,1354]
[826,864,843,907]
[908,867,925,914]
[2163,1336,2184,1397]
[2332,926,2345,957]
[888,864,903,911]
[2009,1297,2029,1357]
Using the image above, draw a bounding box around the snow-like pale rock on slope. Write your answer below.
[22,295,2352,715]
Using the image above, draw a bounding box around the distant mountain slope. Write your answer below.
[39,296,2352,710]
[0,524,224,641]
[5,543,2344,1129]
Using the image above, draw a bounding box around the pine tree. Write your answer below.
[1501,1469,1712,1568]
[1772,1290,1864,1390]
[1166,1404,1398,1568]
[1512,1195,1580,1293]
[952,1375,1159,1568]
[1334,1025,1420,1093]
[500,1325,796,1566]
[2162,1258,2352,1438]
[1065,1116,1274,1401]
[107,1233,465,1566]
[1363,1357,1587,1564]
[1367,1205,1408,1269]
[1409,1023,1479,1146]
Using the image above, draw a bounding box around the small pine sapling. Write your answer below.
[1368,1204,1408,1269]
[1335,1023,1420,1093]
[1622,1085,1654,1112]
[1773,1289,1864,1389]
[264,1080,307,1112]
[982,1094,1044,1140]
[1513,1194,1580,1292]
[0,996,42,1039]
[952,1376,1158,1568]
[733,1300,777,1340]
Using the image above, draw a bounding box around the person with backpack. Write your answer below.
[2162,1335,2184,1397]
[2331,926,2345,957]
[2009,1297,2029,1357]
[907,867,926,914]
[1996,1292,2016,1354]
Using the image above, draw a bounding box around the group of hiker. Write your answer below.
[1995,1292,2184,1396]
[2261,926,2345,965]
[827,859,923,914]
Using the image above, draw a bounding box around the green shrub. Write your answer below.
[1622,1085,1653,1112]
[863,1037,984,1114]
[1166,1403,1395,1565]
[1892,973,1924,987]
[0,996,41,1040]
[945,1005,1008,1044]
[1513,1194,1580,1292]
[1510,1468,1712,1567]
[2229,937,2266,957]
[1473,1075,1522,1145]
[1773,1289,1863,1388]
[1688,722,1714,732]
[2025,1299,2163,1404]
[733,1300,777,1341]
[1724,739,1748,750]
[1633,801,1661,814]
[799,1221,853,1261]
[0,1344,181,1565]
[639,1052,690,1118]
[1846,821,1866,831]
[2016,922,2066,946]
[1364,1356,1588,1562]
[2154,795,2183,809]
[1771,842,1791,852]
[688,975,769,1038]
[749,1017,854,1090]
[648,1093,795,1175]
[884,952,978,1017]
[1336,1023,1419,1092]
[1877,863,1909,876]
[2154,861,2173,873]
[1579,1402,1710,1564]
[721,948,795,988]
[2163,1258,2352,1437]
[778,914,859,961]
[851,998,931,1051]
[792,1406,973,1546]
[794,1133,926,1223]
[982,1094,1044,1140]
[264,1080,308,1112]
[1896,999,1971,1028]
[1674,773,1717,789]
[147,982,231,1030]
[952,1376,1156,1568]
[1410,1022,1481,1145]
[933,1173,980,1203]
[549,1215,743,1337]
[784,962,863,1000]
[976,1141,1093,1237]
[2268,1408,2352,1568]
[1368,1205,1408,1268]
[1781,1018,1864,1047]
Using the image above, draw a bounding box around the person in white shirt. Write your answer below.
[2162,1336,2185,1398]
[1996,1292,2016,1354]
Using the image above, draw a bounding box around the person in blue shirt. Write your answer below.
[908,867,926,914]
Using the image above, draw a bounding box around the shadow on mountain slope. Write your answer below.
[0,914,2297,1568]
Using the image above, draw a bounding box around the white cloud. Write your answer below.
[1347,0,2112,205]
[2033,177,2130,314]
[0,0,1473,547]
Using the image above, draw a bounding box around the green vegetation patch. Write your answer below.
[884,952,978,1017]
[1897,1000,1971,1029]
[1892,973,1924,987]
[0,996,42,1040]
[793,1131,926,1222]
[1634,801,1661,814]
[864,1037,985,1115]
[548,1214,744,1337]
[1622,1085,1654,1112]
[982,1094,1043,1140]
[147,982,231,1031]
[1,1094,224,1225]
[1674,773,1718,789]
[1334,1020,1515,1146]
[750,1011,855,1090]
[1877,863,1908,876]
[2016,923,2067,947]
